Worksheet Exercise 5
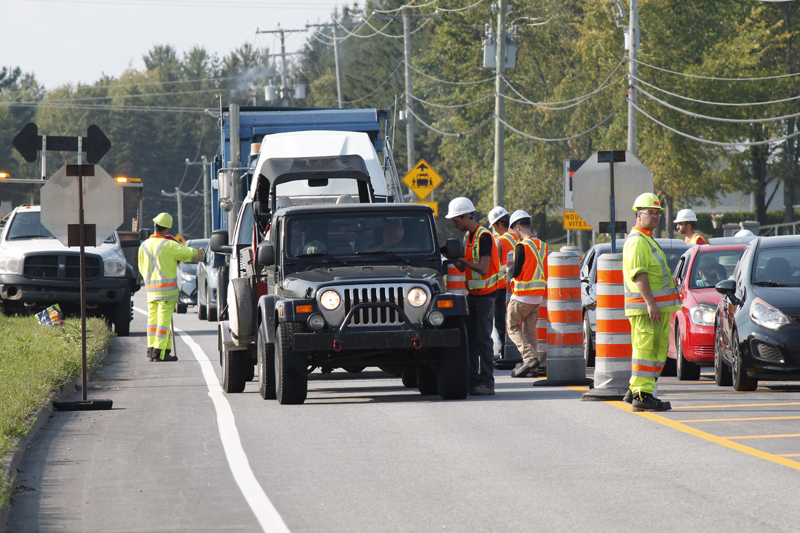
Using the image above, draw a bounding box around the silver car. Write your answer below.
[196,242,219,321]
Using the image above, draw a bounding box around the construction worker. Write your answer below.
[506,210,548,378]
[488,206,517,360]
[446,197,501,396]
[623,193,681,411]
[674,209,707,244]
[138,213,205,362]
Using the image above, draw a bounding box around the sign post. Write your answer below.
[597,151,626,253]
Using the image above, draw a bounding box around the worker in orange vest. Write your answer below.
[488,206,517,360]
[674,209,707,244]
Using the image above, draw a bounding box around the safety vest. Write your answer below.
[496,232,518,290]
[463,225,501,295]
[623,229,680,314]
[512,238,548,297]
[685,233,707,245]
[138,235,204,301]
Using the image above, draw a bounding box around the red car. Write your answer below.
[668,244,749,380]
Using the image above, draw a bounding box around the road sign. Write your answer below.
[13,123,111,164]
[571,151,653,233]
[563,211,592,231]
[563,159,585,211]
[402,159,443,200]
[411,200,439,217]
[41,164,123,246]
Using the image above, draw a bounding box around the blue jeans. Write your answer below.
[494,288,507,357]
[466,292,496,388]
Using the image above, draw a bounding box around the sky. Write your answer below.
[0,0,350,89]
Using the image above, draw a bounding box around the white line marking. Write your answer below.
[134,307,289,532]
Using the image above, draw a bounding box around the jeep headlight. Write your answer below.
[104,259,127,277]
[0,253,21,275]
[319,290,341,310]
[407,287,428,308]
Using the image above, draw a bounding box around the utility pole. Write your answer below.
[493,0,508,209]
[627,0,639,156]
[162,187,202,237]
[306,19,362,109]
[185,156,212,238]
[257,26,306,107]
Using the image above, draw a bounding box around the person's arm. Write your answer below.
[511,243,525,278]
[458,233,493,276]
[634,272,661,322]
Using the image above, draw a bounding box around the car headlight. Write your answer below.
[104,259,127,277]
[689,304,716,326]
[750,298,790,330]
[180,270,194,282]
[406,286,428,308]
[319,290,341,310]
[0,254,21,275]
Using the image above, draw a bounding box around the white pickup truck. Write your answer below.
[0,204,139,335]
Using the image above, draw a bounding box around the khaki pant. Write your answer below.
[506,299,539,361]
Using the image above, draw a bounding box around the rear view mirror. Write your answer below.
[256,242,275,266]
[445,238,462,259]
[210,230,233,254]
[308,178,329,187]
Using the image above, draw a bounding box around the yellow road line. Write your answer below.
[682,416,800,423]
[609,401,800,472]
[779,454,800,457]
[661,391,760,397]
[673,402,800,409]
[726,433,800,440]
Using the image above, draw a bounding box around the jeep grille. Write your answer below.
[343,286,406,326]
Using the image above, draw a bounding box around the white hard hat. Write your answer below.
[673,209,698,223]
[735,229,754,237]
[445,197,476,219]
[488,206,509,226]
[509,209,531,228]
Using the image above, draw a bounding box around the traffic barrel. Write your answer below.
[582,253,630,400]
[446,263,468,295]
[533,251,592,387]
[495,250,523,370]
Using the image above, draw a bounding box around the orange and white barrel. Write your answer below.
[536,251,590,386]
[446,263,467,295]
[583,253,631,400]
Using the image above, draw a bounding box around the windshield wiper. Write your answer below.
[9,234,54,240]
[296,252,348,266]
[753,281,785,287]
[356,250,412,265]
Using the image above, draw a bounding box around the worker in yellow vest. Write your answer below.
[138,213,205,362]
[446,197,502,396]
[488,206,518,360]
[623,193,681,411]
[506,210,548,378]
[674,209,707,244]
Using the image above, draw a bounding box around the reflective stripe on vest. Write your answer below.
[623,232,680,310]
[513,238,547,296]
[141,239,179,300]
[463,226,501,295]
[496,233,517,290]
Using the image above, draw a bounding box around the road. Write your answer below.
[8,290,800,532]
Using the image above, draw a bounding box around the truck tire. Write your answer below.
[437,319,470,400]
[176,303,187,314]
[198,294,207,320]
[113,291,132,337]
[417,366,439,396]
[257,324,277,400]
[222,346,247,393]
[217,267,228,320]
[401,369,417,388]
[228,277,253,343]
[208,304,218,322]
[275,323,307,405]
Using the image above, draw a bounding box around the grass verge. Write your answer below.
[0,315,113,510]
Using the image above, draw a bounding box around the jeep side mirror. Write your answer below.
[210,230,233,254]
[253,200,271,219]
[256,242,275,266]
[715,279,736,299]
[445,238,462,259]
[139,228,151,241]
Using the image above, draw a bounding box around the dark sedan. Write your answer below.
[715,235,800,391]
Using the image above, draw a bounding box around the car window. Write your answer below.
[6,211,55,240]
[237,203,255,246]
[673,253,688,285]
[689,249,744,288]
[581,249,595,279]
[753,246,800,286]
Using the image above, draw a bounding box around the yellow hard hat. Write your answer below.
[632,192,663,211]
[153,212,173,228]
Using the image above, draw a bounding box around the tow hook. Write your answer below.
[412,336,422,350]
[333,339,343,352]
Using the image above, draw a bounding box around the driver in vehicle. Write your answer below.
[696,261,727,287]
[381,219,404,249]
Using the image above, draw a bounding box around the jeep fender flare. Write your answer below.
[257,294,281,345]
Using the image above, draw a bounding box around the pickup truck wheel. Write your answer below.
[198,294,207,320]
[257,324,276,400]
[401,369,417,388]
[176,303,188,314]
[343,366,366,373]
[417,366,439,396]
[222,346,247,393]
[113,292,132,336]
[437,319,469,400]
[275,323,307,404]
[208,303,218,322]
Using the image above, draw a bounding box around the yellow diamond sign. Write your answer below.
[402,159,443,200]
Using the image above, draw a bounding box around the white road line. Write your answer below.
[134,307,289,532]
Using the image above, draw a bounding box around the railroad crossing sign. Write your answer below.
[402,159,443,200]
[41,164,123,247]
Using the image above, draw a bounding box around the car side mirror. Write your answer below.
[715,279,736,298]
[445,238,462,259]
[256,242,275,266]
[210,230,233,254]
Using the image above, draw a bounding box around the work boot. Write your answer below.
[147,347,154,362]
[151,348,162,362]
[469,385,496,396]
[631,391,671,412]
[511,357,540,378]
[161,349,178,362]
[623,389,633,404]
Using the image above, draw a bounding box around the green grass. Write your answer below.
[0,315,112,509]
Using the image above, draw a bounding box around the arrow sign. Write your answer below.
[13,123,111,164]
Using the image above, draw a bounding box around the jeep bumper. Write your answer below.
[292,327,461,352]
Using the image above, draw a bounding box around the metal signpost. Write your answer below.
[597,151,626,253]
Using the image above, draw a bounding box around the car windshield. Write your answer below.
[6,211,115,243]
[286,212,435,258]
[689,249,743,288]
[753,247,800,287]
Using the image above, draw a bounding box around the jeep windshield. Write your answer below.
[286,212,435,258]
[6,211,115,244]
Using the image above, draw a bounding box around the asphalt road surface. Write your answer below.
[8,291,800,532]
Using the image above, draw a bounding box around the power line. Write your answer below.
[433,0,486,13]
[502,76,624,110]
[0,101,208,114]
[406,108,492,137]
[404,61,494,85]
[496,100,625,142]
[628,56,800,81]
[9,88,225,105]
[373,0,439,14]
[407,91,494,108]
[341,61,404,104]
[629,98,800,148]
[1,75,238,95]
[631,74,800,107]
[19,0,340,8]
[361,17,434,39]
